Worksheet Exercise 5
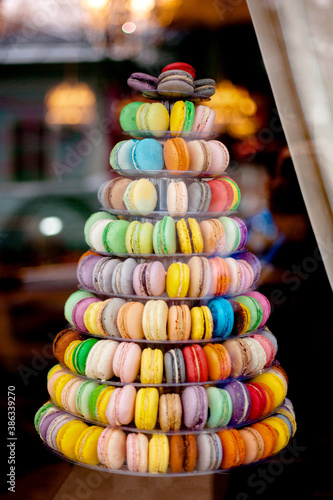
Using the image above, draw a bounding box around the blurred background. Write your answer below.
[0,0,332,498]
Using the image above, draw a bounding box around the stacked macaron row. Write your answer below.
[99,177,240,215]
[76,253,262,300]
[46,361,287,432]
[35,395,295,473]
[63,289,270,339]
[52,330,277,385]
[120,100,216,138]
[110,137,229,177]
[127,62,215,100]
[84,213,249,257]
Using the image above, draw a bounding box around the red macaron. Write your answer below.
[162,62,196,79]
[183,344,208,382]
[246,382,268,421]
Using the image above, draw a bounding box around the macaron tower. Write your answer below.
[35,62,297,476]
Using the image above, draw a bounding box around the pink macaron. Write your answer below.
[105,385,137,426]
[207,140,230,176]
[97,427,126,469]
[112,342,142,383]
[132,261,166,297]
[126,433,149,473]
[250,333,276,367]
[192,105,215,133]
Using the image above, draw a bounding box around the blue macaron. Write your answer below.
[208,297,234,338]
[131,138,164,172]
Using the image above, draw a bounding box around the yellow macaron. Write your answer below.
[64,340,82,373]
[251,372,287,409]
[190,305,213,340]
[148,434,169,473]
[84,301,103,335]
[140,348,163,384]
[74,425,104,465]
[96,386,116,423]
[56,420,89,460]
[135,387,159,430]
[176,218,204,254]
[52,373,75,408]
[166,262,190,298]
[264,416,290,453]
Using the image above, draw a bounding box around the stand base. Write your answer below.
[51,465,230,500]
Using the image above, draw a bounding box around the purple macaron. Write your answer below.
[181,385,208,430]
[132,261,166,297]
[224,380,251,425]
[77,254,103,290]
[46,414,76,451]
[72,297,100,333]
[127,72,158,96]
[38,408,64,442]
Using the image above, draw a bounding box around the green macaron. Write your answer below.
[88,384,108,421]
[120,102,144,132]
[102,219,130,254]
[72,338,98,376]
[76,380,100,420]
[206,387,233,428]
[153,216,176,255]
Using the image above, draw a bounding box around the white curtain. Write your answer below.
[247,0,333,290]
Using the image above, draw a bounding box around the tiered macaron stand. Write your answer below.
[35,81,296,476]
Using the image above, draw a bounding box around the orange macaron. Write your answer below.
[251,421,279,460]
[164,137,190,172]
[169,434,197,473]
[218,428,245,470]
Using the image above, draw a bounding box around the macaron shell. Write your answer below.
[169,434,197,473]
[148,434,169,473]
[56,420,89,460]
[207,140,230,175]
[196,433,223,471]
[238,427,265,464]
[135,387,159,430]
[164,138,190,172]
[126,432,149,473]
[218,429,245,469]
[74,425,104,465]
[167,305,191,341]
[112,342,142,383]
[251,421,279,459]
[97,297,126,337]
[117,301,145,339]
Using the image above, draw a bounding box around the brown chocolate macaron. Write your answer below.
[53,328,85,365]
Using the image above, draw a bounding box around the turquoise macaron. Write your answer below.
[131,138,164,172]
[208,297,234,338]
[206,387,232,428]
